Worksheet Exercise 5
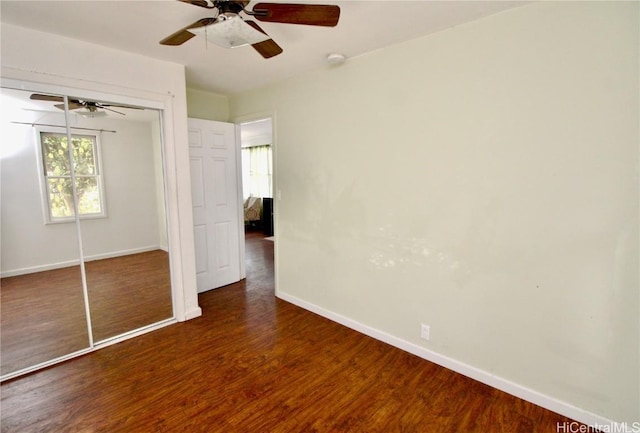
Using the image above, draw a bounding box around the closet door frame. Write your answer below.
[0,79,178,382]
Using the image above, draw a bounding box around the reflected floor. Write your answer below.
[86,250,172,341]
[0,265,87,375]
[0,250,172,376]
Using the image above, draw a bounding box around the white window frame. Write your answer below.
[36,126,107,224]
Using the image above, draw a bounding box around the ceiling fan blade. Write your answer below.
[245,21,283,58]
[30,94,64,102]
[160,29,197,46]
[54,102,84,111]
[98,105,126,116]
[101,103,142,110]
[251,3,340,27]
[177,0,216,9]
[160,18,216,45]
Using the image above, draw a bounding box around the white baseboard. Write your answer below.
[276,291,622,430]
[1,258,80,278]
[1,245,163,278]
[183,306,203,321]
[84,246,163,262]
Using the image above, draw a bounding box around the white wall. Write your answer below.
[1,23,201,321]
[0,111,164,275]
[80,116,163,257]
[186,88,229,122]
[230,1,639,426]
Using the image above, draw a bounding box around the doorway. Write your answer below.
[240,118,274,239]
[239,118,275,284]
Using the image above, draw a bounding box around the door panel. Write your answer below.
[188,118,242,292]
[215,222,231,269]
[193,224,208,275]
[189,158,206,208]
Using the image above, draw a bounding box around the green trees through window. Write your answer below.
[40,132,103,220]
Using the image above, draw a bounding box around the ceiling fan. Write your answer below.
[30,94,140,116]
[160,1,340,58]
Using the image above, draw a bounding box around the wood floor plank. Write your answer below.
[1,231,584,432]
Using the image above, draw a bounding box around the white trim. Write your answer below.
[0,246,165,278]
[271,113,278,297]
[235,123,247,280]
[161,97,191,322]
[184,306,203,321]
[276,291,623,429]
[232,110,275,125]
[92,317,176,347]
[1,260,82,278]
[83,246,165,262]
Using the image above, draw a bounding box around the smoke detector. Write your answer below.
[327,53,346,65]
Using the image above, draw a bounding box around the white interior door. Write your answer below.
[188,118,243,293]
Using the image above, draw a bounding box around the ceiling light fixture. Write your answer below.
[189,14,270,49]
[77,109,108,118]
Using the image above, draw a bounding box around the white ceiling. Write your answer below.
[240,118,272,147]
[0,0,525,95]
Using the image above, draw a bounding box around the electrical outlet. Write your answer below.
[420,324,431,341]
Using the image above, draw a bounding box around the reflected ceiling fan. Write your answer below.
[29,94,140,116]
[160,1,340,58]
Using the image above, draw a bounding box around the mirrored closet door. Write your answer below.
[0,86,174,379]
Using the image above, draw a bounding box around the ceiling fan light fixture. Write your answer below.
[190,14,270,48]
[77,109,108,118]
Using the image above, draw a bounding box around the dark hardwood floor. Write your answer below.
[1,231,581,432]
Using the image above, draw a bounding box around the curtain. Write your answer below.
[242,144,272,199]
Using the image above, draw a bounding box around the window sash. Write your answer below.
[38,130,106,223]
[241,144,272,199]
